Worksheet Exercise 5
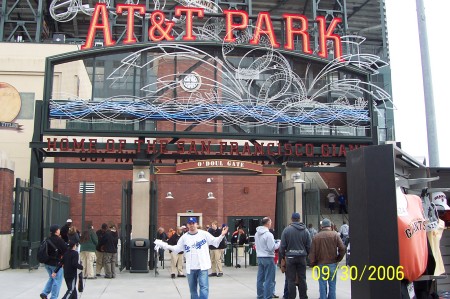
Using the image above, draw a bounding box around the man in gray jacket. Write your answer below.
[255,217,280,299]
[280,212,311,299]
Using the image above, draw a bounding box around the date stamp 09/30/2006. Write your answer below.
[312,265,405,281]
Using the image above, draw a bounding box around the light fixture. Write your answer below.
[207,192,216,200]
[292,172,305,183]
[165,192,174,199]
[206,178,213,183]
[135,170,149,183]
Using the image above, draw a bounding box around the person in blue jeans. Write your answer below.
[318,263,338,299]
[308,218,346,299]
[155,217,228,299]
[255,217,280,299]
[187,269,209,298]
[40,224,67,299]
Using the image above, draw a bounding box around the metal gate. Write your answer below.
[12,178,70,269]
[304,189,321,231]
[120,181,132,271]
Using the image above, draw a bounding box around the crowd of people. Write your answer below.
[39,219,119,299]
[154,215,349,299]
[39,215,349,299]
[254,214,349,299]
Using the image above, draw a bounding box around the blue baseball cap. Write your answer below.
[187,217,197,224]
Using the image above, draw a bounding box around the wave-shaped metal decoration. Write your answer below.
[49,34,391,128]
[50,98,369,126]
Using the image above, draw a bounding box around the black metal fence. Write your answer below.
[11,178,70,269]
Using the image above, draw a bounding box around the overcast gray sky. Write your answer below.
[385,0,449,166]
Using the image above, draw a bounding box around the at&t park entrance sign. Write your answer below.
[30,1,391,175]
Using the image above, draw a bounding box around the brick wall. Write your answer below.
[54,158,132,231]
[0,168,14,234]
[54,162,278,235]
[320,172,347,194]
[157,174,277,230]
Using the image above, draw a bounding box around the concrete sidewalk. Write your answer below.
[0,263,351,299]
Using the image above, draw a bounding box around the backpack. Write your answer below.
[37,238,57,264]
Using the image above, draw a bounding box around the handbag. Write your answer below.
[78,272,84,292]
[280,257,286,273]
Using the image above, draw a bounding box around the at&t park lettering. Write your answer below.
[81,4,343,61]
[46,138,365,158]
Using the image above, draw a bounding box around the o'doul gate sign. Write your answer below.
[176,159,264,173]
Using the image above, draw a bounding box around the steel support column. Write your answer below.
[0,0,6,41]
[416,0,439,166]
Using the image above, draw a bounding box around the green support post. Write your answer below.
[224,242,232,267]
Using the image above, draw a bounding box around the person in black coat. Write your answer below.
[208,221,227,277]
[52,241,83,299]
[40,224,68,299]
[60,219,73,243]
[95,223,108,276]
[167,227,185,278]
[68,226,80,247]
[156,227,168,261]
[99,225,118,278]
[231,227,249,245]
[231,226,248,268]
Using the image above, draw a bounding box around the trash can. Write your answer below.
[249,243,257,266]
[130,238,150,273]
[224,242,233,267]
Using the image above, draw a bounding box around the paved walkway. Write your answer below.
[0,260,351,299]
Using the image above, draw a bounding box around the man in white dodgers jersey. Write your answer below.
[155,217,228,299]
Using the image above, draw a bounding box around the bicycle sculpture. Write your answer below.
[49,0,221,22]
[49,0,164,22]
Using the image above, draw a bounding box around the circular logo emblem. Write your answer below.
[180,72,201,92]
[0,82,21,122]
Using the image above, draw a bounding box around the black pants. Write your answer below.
[62,275,78,299]
[286,256,308,299]
[339,204,348,214]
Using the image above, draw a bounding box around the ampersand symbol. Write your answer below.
[149,11,175,41]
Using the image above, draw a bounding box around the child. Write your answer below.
[52,241,83,299]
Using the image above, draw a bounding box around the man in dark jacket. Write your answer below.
[99,225,118,278]
[95,223,108,277]
[208,221,227,277]
[40,224,68,299]
[308,218,346,299]
[60,219,72,243]
[280,213,311,299]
